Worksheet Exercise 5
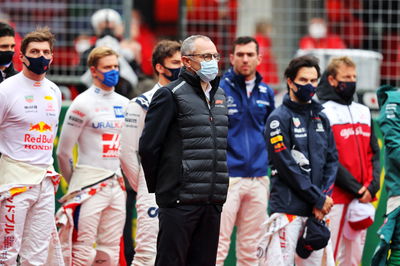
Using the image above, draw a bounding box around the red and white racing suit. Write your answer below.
[322,100,375,266]
[120,83,161,266]
[57,86,128,266]
[0,73,62,265]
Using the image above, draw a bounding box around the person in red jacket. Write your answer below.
[316,56,380,266]
[254,20,279,85]
[299,18,346,50]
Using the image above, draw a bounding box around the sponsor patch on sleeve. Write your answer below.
[270,120,280,129]
[270,135,283,144]
[273,142,286,152]
[385,103,397,119]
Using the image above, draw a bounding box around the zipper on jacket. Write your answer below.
[209,107,217,204]
[347,105,365,183]
[201,88,217,203]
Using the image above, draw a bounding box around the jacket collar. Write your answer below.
[3,63,17,77]
[283,93,323,115]
[316,71,353,105]
[179,66,220,98]
[225,67,263,90]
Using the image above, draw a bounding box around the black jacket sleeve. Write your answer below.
[139,87,177,193]
[335,164,363,196]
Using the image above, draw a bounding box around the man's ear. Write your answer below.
[287,77,294,90]
[89,66,97,76]
[229,53,234,66]
[182,56,191,68]
[256,53,262,66]
[20,52,27,65]
[155,63,164,75]
[327,75,337,87]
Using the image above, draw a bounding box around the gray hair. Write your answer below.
[181,35,212,55]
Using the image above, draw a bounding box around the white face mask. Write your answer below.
[196,59,219,82]
[75,39,91,54]
[309,23,327,39]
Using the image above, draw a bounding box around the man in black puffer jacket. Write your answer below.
[139,35,229,266]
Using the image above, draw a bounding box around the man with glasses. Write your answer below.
[139,35,229,266]
[216,36,275,265]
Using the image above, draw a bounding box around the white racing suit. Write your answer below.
[120,84,161,265]
[56,166,126,266]
[258,213,335,266]
[0,156,63,266]
[0,72,63,265]
[57,86,129,266]
[327,204,367,266]
[217,176,269,266]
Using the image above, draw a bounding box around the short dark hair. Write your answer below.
[21,27,55,54]
[284,55,321,82]
[0,22,14,38]
[233,36,259,54]
[152,40,181,75]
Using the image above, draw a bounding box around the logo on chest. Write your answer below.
[113,106,124,118]
[102,133,120,158]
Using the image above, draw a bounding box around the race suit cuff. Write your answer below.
[315,195,326,210]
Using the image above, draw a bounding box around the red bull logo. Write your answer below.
[29,121,52,132]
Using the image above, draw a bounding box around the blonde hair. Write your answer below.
[87,46,119,67]
[326,56,356,78]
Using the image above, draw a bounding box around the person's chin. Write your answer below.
[239,69,250,76]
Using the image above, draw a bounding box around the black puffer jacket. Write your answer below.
[139,67,229,207]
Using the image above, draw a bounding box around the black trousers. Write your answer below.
[156,204,222,266]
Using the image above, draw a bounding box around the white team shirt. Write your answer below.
[57,86,129,183]
[0,72,62,168]
[120,83,160,190]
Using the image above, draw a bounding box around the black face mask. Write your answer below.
[162,66,180,82]
[0,50,14,66]
[99,27,120,41]
[293,82,316,102]
[23,55,51,75]
[335,81,356,102]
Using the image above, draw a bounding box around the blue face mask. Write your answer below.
[24,55,51,75]
[98,69,119,87]
[196,59,218,82]
[163,66,180,82]
[293,82,316,102]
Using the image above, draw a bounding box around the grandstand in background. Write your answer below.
[1,0,398,91]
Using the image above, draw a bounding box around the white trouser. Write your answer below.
[0,177,55,266]
[277,215,332,266]
[71,178,126,266]
[217,177,269,266]
[132,171,158,266]
[258,213,334,266]
[328,203,366,266]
